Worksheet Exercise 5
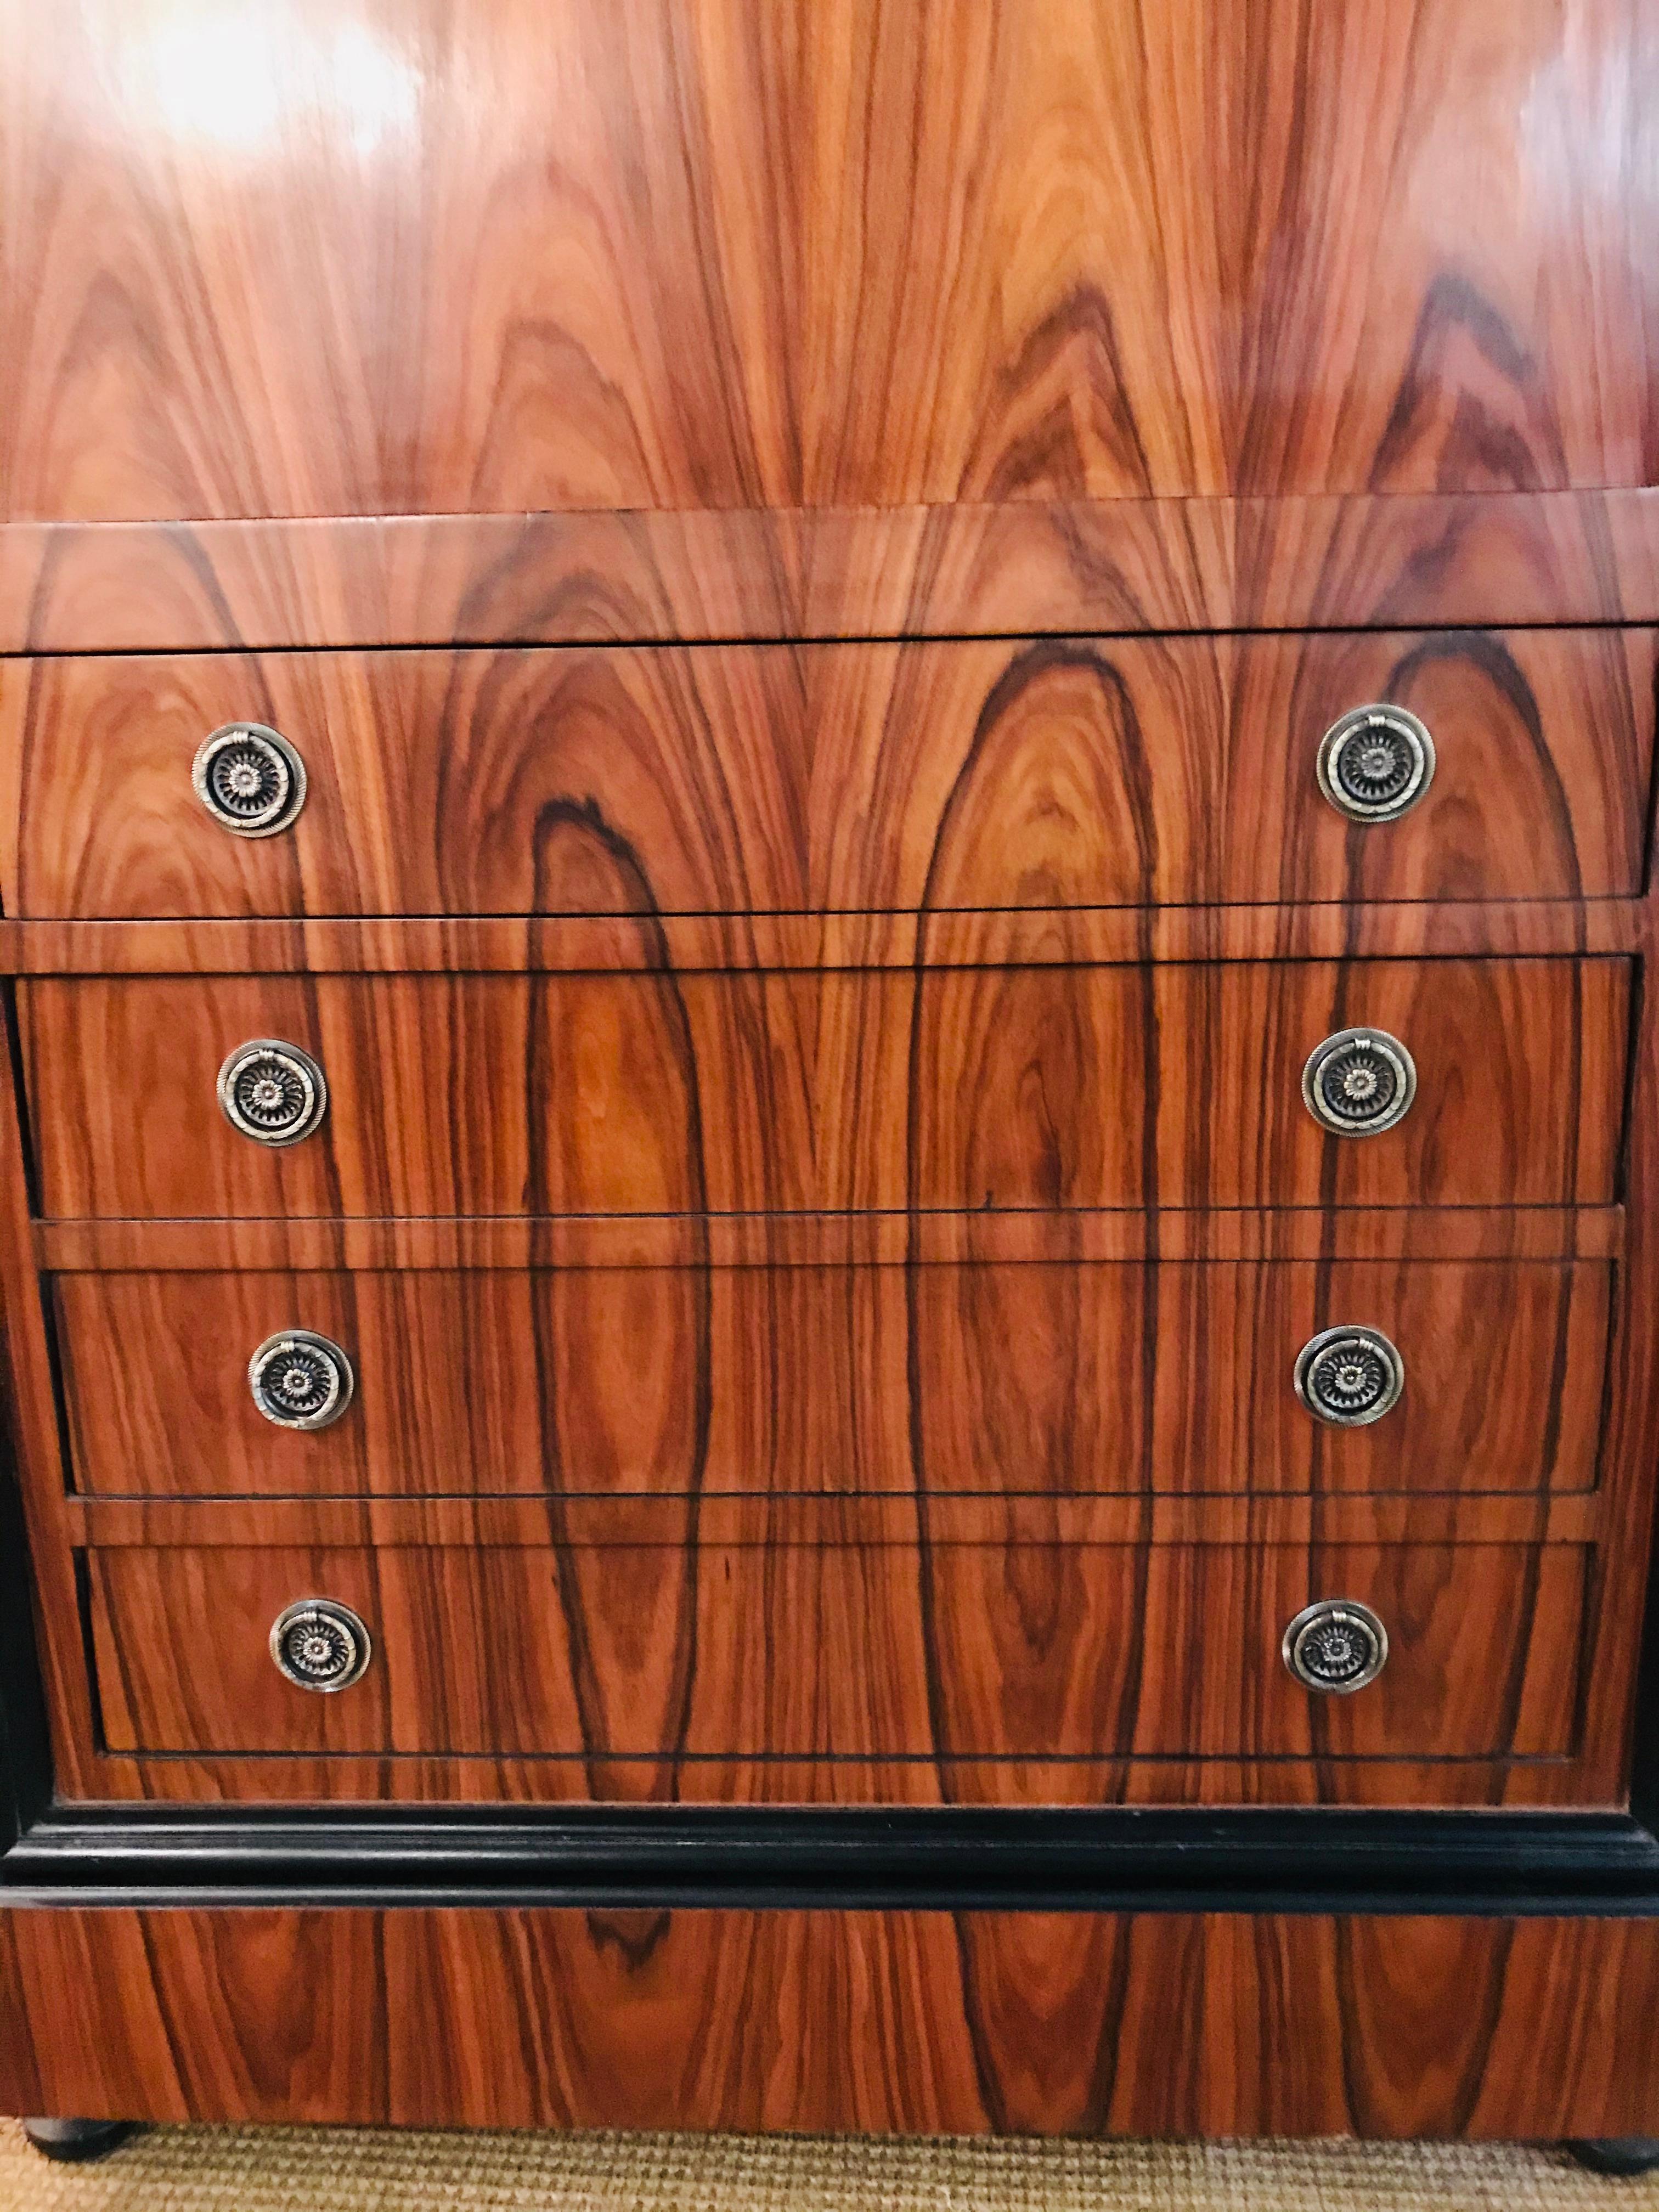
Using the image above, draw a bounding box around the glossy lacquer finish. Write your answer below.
[1,630,1652,915]
[8,494,1659,654]
[17,1908,1659,2137]
[52,1261,1611,1500]
[86,1539,1587,1783]
[5,0,1659,2152]
[18,961,1629,1218]
[2,0,1656,521]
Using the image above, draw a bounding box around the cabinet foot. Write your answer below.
[1565,2139,1659,2177]
[21,2119,139,2164]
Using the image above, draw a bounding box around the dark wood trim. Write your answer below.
[5,1801,1659,1916]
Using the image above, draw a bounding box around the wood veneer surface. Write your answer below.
[3,0,1654,521]
[31,1205,1627,1272]
[7,493,1659,654]
[19,960,1630,1218]
[52,1260,1611,1501]
[0,902,1647,978]
[12,1909,1659,2136]
[86,1539,1589,1779]
[2,630,1651,917]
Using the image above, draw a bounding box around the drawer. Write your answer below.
[21,958,1629,1217]
[54,1260,1611,1500]
[2,631,1650,918]
[86,1538,1589,1770]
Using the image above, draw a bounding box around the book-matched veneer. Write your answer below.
[18,960,1629,1219]
[4,0,1652,522]
[84,1536,1589,1785]
[1,630,1651,917]
[52,1259,1612,1501]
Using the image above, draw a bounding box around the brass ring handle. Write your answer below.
[192,723,308,838]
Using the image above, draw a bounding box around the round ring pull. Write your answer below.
[269,1598,372,1692]
[1294,1325,1404,1427]
[1282,1599,1389,1695]
[249,1330,354,1430]
[191,723,308,838]
[217,1040,328,1147]
[1316,706,1435,824]
[1301,1026,1416,1137]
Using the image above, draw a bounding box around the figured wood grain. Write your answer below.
[0,900,1647,977]
[32,1205,1626,1273]
[50,1750,1610,1810]
[12,1908,1659,2135]
[19,960,1630,1219]
[0,1,1657,2138]
[50,1260,1611,1502]
[2,630,1651,917]
[84,1539,1590,1784]
[911,957,1630,1214]
[2,0,1653,521]
[64,1493,1602,1553]
[7,492,1659,654]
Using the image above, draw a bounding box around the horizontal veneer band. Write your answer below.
[5,492,1659,651]
[64,1492,1601,1548]
[0,902,1646,972]
[32,1208,1626,1271]
[55,1750,1599,1810]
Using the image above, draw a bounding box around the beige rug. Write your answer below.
[2,2125,1657,2210]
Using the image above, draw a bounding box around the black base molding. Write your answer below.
[9,1802,1659,1915]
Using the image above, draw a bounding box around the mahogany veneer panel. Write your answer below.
[67,1495,1602,1553]
[3,0,1652,521]
[919,958,1629,1212]
[0,902,1647,979]
[53,1260,1611,1501]
[19,960,1629,1219]
[8,494,1659,656]
[3,630,1652,918]
[908,1259,1610,1504]
[34,1205,1626,1272]
[54,1752,1606,1812]
[13,1908,1659,2136]
[20,968,908,1221]
[86,1540,1589,1782]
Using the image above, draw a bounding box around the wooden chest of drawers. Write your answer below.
[5,0,1659,2155]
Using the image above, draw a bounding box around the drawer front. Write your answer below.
[22,959,1628,1218]
[87,1540,1588,1769]
[55,1260,1611,1500]
[3,631,1650,919]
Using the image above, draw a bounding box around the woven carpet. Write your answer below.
[3,2124,1658,2209]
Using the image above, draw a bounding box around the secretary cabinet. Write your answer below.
[4,0,1659,2158]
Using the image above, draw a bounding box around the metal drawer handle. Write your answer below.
[217,1040,328,1147]
[1301,1026,1416,1137]
[192,723,307,838]
[1317,706,1435,824]
[249,1330,354,1430]
[269,1599,372,1692]
[1283,1599,1389,1694]
[1294,1325,1404,1427]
